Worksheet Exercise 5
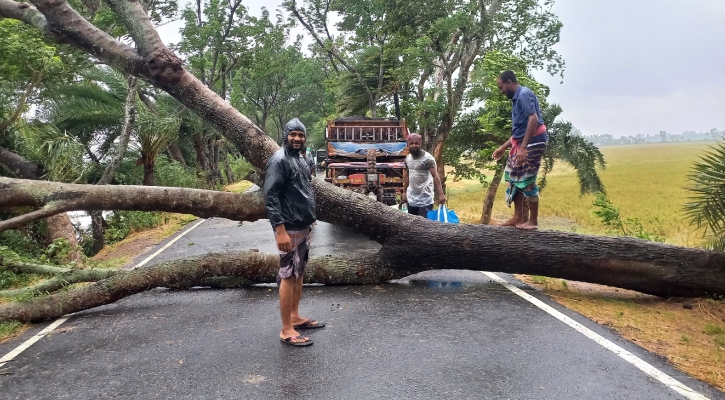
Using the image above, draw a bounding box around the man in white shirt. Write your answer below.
[402,133,446,216]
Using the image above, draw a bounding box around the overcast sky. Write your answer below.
[158,0,725,138]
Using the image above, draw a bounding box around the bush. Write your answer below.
[154,157,202,188]
[229,155,253,182]
[104,211,168,245]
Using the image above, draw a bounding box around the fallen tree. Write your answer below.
[0,0,724,324]
[2,175,725,302]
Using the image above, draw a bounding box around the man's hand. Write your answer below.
[515,147,528,165]
[275,231,292,252]
[438,193,447,205]
[492,147,506,161]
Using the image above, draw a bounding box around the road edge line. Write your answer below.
[0,218,207,369]
[482,272,709,400]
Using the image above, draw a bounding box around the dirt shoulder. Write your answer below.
[517,274,725,392]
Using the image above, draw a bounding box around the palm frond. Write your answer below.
[546,120,606,195]
[134,110,181,162]
[684,140,725,240]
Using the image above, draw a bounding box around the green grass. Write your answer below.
[705,324,725,335]
[0,321,25,343]
[448,141,715,247]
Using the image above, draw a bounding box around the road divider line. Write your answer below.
[482,272,709,400]
[0,218,207,370]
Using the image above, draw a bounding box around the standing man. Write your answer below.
[402,133,446,217]
[492,70,548,230]
[264,118,325,347]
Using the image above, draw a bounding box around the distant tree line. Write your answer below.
[583,128,723,146]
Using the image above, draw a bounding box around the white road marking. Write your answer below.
[0,317,70,368]
[482,272,710,400]
[131,218,206,270]
[0,218,206,369]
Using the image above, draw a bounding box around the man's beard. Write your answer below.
[505,89,515,99]
[285,139,305,152]
[410,147,422,156]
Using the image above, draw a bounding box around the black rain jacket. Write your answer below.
[263,122,316,229]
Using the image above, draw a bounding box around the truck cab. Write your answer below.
[323,117,409,205]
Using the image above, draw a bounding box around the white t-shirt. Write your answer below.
[405,151,436,207]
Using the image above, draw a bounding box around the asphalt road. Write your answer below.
[0,217,723,400]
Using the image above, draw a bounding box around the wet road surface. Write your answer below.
[1,217,722,399]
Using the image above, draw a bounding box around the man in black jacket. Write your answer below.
[264,118,325,347]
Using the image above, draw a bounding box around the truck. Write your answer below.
[323,117,409,205]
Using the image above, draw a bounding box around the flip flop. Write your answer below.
[280,335,313,347]
[294,319,326,329]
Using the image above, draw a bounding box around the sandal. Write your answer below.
[280,335,313,347]
[294,319,326,329]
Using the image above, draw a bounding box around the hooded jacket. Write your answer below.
[263,118,316,229]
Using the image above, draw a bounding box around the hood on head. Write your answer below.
[284,118,306,138]
[282,118,306,153]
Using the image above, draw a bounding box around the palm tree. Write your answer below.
[134,105,181,186]
[684,138,725,251]
[43,66,128,165]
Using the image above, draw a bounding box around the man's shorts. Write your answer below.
[408,204,432,217]
[275,227,312,285]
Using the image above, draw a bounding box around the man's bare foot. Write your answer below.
[280,328,304,341]
[501,217,523,226]
[516,221,539,230]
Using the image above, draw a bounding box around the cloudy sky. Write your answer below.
[158,0,725,138]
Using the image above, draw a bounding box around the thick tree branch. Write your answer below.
[0,0,54,37]
[0,251,396,323]
[0,177,267,230]
[28,0,145,74]
[0,146,44,179]
[98,76,137,184]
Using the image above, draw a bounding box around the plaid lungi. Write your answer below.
[275,227,312,285]
[504,140,547,207]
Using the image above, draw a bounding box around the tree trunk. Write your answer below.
[0,177,267,231]
[222,143,235,184]
[3,176,725,300]
[89,210,105,255]
[193,133,208,173]
[45,213,84,263]
[167,139,187,167]
[142,155,155,186]
[481,160,505,225]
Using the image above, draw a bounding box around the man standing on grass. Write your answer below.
[402,133,446,217]
[492,70,548,230]
[264,118,325,347]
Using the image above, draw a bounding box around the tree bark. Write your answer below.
[0,145,44,180]
[481,160,505,225]
[89,210,104,255]
[45,212,84,263]
[142,153,155,186]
